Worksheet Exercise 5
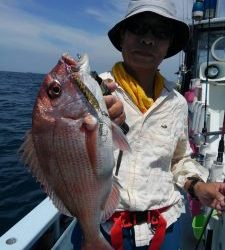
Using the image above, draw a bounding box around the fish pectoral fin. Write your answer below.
[100,182,120,222]
[83,114,98,171]
[112,122,131,152]
[83,113,98,131]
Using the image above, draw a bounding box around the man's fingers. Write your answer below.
[104,95,126,126]
[113,112,126,126]
[104,95,117,109]
[103,79,118,92]
[108,98,124,120]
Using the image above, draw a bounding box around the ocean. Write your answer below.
[0,71,46,236]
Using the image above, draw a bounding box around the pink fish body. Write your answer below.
[20,54,130,250]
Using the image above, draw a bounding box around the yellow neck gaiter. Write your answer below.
[112,62,164,113]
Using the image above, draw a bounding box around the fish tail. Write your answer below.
[81,236,114,250]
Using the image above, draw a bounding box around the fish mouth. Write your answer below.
[60,116,80,122]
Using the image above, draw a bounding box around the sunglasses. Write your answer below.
[124,20,173,40]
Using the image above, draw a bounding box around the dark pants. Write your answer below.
[71,219,181,250]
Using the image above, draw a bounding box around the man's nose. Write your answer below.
[139,31,155,46]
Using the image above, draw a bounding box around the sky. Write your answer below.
[0,0,224,81]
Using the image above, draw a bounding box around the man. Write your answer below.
[73,0,225,249]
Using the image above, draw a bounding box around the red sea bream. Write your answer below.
[20,54,130,250]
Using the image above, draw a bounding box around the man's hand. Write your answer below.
[103,80,126,126]
[195,182,225,214]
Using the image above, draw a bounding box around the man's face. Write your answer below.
[120,12,173,72]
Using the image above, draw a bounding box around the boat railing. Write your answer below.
[0,198,62,250]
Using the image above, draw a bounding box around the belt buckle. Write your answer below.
[135,211,147,225]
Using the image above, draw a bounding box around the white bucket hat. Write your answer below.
[108,0,190,58]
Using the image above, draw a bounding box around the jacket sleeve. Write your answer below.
[171,101,209,189]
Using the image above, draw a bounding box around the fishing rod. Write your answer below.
[216,113,225,163]
[202,3,211,145]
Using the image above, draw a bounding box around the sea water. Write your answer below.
[0,71,46,236]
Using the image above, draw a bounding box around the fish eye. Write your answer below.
[48,79,62,99]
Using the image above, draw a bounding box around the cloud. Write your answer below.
[0,1,122,73]
[84,0,129,26]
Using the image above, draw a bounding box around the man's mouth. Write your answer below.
[133,50,154,58]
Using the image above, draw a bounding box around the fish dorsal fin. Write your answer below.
[111,122,131,152]
[19,130,71,216]
[101,181,120,222]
